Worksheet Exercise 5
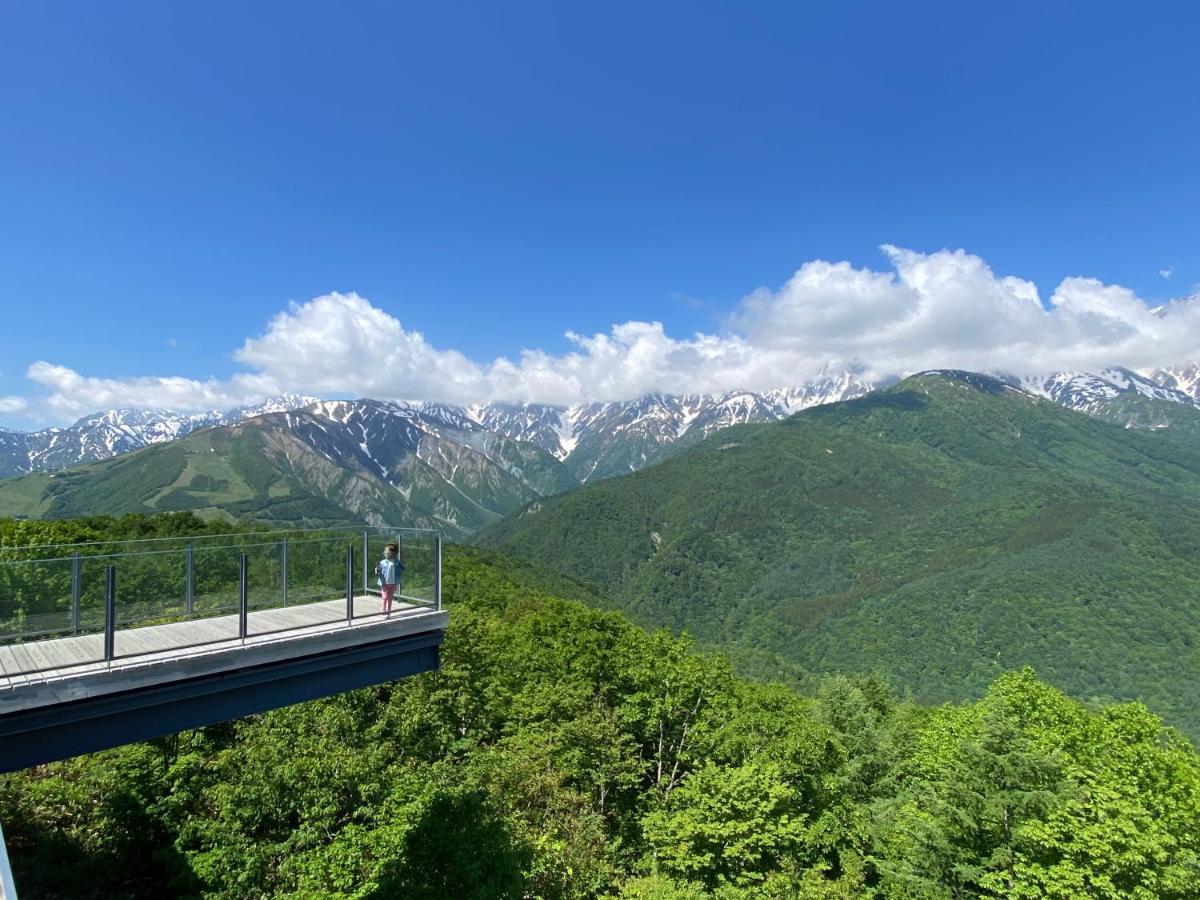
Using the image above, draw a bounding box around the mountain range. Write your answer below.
[2,363,1197,481]
[0,363,1197,535]
[0,400,577,536]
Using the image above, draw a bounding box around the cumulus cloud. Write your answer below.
[0,396,27,414]
[25,362,253,420]
[11,247,1200,422]
[234,293,487,401]
[729,247,1200,380]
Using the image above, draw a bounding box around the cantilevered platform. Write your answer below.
[0,595,446,773]
[0,526,448,775]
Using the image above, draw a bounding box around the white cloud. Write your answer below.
[0,396,27,414]
[25,362,250,420]
[234,292,487,402]
[1160,267,1174,279]
[12,248,1200,423]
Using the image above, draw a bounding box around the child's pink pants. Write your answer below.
[381,583,397,611]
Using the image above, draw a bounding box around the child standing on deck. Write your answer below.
[375,542,405,614]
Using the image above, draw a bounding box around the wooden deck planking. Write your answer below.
[4,645,36,676]
[29,634,101,669]
[1,595,432,679]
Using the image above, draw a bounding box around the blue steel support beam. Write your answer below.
[0,630,442,774]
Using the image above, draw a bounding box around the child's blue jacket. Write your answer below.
[377,558,405,586]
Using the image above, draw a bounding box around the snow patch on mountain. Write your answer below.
[1014,367,1200,415]
[1147,363,1200,402]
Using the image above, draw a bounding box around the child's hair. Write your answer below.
[385,542,400,554]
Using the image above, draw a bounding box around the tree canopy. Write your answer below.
[1,518,1199,897]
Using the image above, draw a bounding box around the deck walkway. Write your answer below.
[0,593,426,687]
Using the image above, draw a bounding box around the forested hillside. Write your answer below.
[2,518,1198,898]
[484,371,1200,735]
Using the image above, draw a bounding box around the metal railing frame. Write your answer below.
[0,525,440,560]
[70,552,81,636]
[0,525,443,679]
[103,566,116,662]
[185,544,194,616]
[238,554,249,640]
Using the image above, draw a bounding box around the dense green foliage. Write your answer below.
[484,372,1200,735]
[3,530,1199,898]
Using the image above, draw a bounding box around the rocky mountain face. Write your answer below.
[466,371,878,481]
[1148,363,1200,401]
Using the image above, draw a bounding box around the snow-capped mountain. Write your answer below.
[1013,367,1199,414]
[0,398,582,536]
[4,364,1200,534]
[458,372,877,480]
[763,369,881,415]
[1147,363,1200,402]
[0,396,319,479]
[464,402,577,459]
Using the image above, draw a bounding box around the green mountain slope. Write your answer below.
[483,371,1200,732]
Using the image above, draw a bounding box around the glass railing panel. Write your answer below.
[0,556,105,675]
[243,538,283,617]
[248,535,351,636]
[397,531,437,607]
[1,525,442,674]
[352,529,438,618]
[110,546,239,658]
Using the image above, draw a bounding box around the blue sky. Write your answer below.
[1,1,1198,426]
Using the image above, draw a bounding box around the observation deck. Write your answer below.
[0,526,446,774]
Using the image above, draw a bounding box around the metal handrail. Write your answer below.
[0,524,440,554]
[0,528,440,565]
[0,527,443,679]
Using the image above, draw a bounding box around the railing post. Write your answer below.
[71,552,81,635]
[345,544,354,624]
[434,532,442,612]
[185,543,194,616]
[103,565,116,661]
[362,530,369,595]
[280,539,288,606]
[238,553,248,639]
